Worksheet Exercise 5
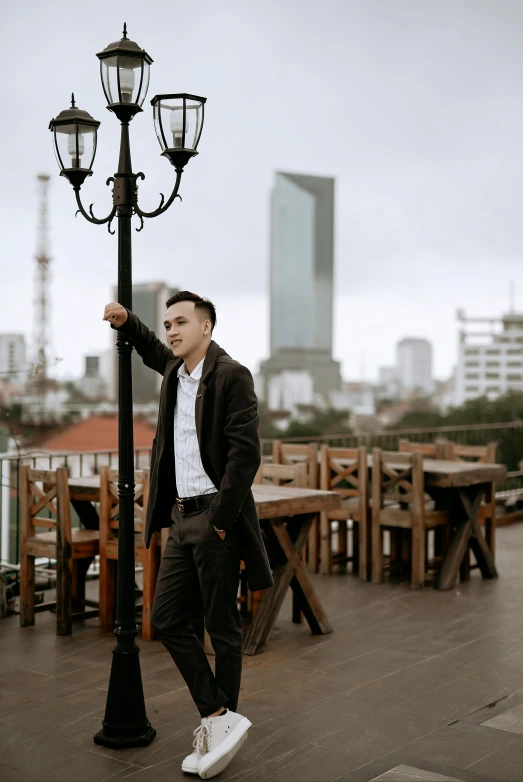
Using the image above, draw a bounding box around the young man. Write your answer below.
[103,291,273,779]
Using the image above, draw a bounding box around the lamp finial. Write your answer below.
[122,22,128,39]
[71,93,76,108]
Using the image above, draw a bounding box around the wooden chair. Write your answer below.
[20,466,99,635]
[444,441,499,575]
[319,446,369,579]
[98,466,160,640]
[371,449,450,589]
[399,439,447,458]
[272,441,320,570]
[254,461,308,488]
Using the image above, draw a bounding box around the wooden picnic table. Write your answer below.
[331,455,506,590]
[68,477,340,655]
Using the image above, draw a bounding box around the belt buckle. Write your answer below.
[176,498,185,513]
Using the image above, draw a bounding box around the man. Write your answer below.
[103,291,273,779]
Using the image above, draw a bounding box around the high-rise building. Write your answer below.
[454,310,523,406]
[259,172,342,403]
[111,282,178,403]
[0,334,28,387]
[396,338,433,395]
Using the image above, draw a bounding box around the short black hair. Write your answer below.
[165,290,217,332]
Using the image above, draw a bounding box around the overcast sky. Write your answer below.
[1,0,522,383]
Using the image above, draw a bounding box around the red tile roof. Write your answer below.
[35,415,156,452]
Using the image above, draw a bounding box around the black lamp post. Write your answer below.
[49,24,206,749]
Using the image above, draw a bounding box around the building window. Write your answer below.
[507,362,522,368]
[485,373,500,380]
[485,386,500,394]
[507,349,522,355]
[465,349,479,356]
[486,349,500,356]
[486,361,500,368]
[465,361,479,368]
[465,373,479,380]
[465,386,479,393]
[506,374,522,381]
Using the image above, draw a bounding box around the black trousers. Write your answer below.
[150,505,243,718]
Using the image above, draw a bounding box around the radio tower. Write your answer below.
[34,174,51,392]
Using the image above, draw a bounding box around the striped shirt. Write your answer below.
[173,357,216,498]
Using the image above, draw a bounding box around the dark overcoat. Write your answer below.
[119,311,274,591]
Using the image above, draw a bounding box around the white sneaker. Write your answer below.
[197,709,252,779]
[181,722,209,775]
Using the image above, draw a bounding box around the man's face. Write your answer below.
[164,301,211,359]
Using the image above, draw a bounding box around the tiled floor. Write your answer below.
[2,524,523,781]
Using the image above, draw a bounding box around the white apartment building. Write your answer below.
[396,338,433,395]
[0,333,28,386]
[454,311,523,406]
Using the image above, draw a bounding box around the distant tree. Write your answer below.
[285,408,352,439]
[394,392,523,430]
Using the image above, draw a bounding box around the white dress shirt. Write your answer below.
[173,357,216,499]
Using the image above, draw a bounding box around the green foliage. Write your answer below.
[392,392,523,472]
[394,392,523,430]
[259,404,352,440]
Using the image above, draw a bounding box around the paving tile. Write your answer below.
[314,707,446,765]
[371,765,461,781]
[0,686,107,733]
[0,721,95,774]
[223,743,359,781]
[0,763,26,781]
[397,676,509,722]
[398,726,512,769]
[18,750,136,782]
[481,700,523,735]
[468,741,523,781]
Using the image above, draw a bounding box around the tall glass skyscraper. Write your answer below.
[260,172,341,398]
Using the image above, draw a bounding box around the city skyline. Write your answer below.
[1,1,522,384]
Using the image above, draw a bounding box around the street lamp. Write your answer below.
[49,23,207,749]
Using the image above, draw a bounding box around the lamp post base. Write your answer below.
[94,724,156,749]
[93,634,156,750]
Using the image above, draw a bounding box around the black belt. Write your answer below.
[175,493,217,515]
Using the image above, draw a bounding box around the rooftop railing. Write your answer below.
[1,420,522,569]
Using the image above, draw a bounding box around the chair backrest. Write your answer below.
[253,462,308,488]
[320,445,368,501]
[372,449,425,510]
[399,439,447,459]
[20,465,72,542]
[444,440,499,463]
[99,466,150,542]
[272,440,318,488]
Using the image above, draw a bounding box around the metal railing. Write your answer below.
[2,420,522,569]
[261,420,523,475]
[0,446,152,569]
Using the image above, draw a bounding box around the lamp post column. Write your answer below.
[94,122,156,749]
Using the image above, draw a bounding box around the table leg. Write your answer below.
[438,486,498,590]
[243,514,332,655]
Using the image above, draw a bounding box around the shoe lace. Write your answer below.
[192,722,211,756]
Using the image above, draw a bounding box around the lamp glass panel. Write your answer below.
[136,61,150,106]
[55,123,96,170]
[153,99,168,151]
[184,98,204,149]
[101,55,147,105]
[154,97,204,151]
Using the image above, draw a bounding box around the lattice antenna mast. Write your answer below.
[34,174,51,383]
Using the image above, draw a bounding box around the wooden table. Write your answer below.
[334,456,507,591]
[68,477,340,655]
